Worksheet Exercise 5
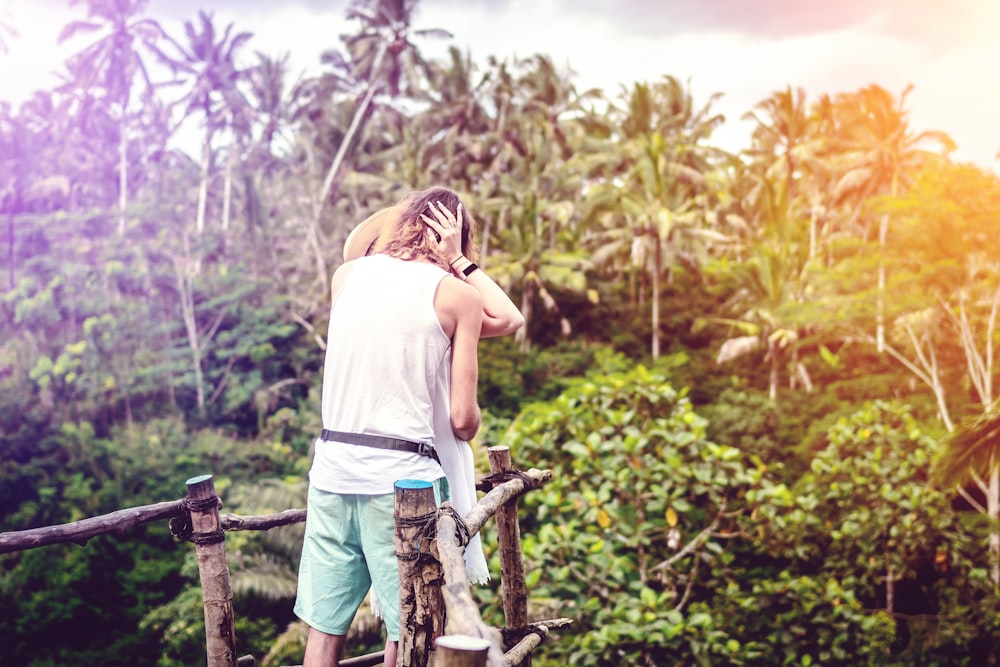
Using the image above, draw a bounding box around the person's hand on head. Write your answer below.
[421,201,464,265]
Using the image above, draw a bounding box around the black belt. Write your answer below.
[319,429,441,465]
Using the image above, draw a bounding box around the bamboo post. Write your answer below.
[487,447,529,666]
[434,636,491,667]
[395,479,445,667]
[186,474,237,667]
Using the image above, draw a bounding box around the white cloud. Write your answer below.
[909,39,1000,166]
[1,1,78,104]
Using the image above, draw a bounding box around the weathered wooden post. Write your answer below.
[488,447,530,666]
[186,474,237,667]
[395,479,445,667]
[434,635,490,667]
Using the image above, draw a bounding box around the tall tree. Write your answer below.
[410,45,494,188]
[742,86,832,259]
[160,10,253,235]
[590,77,728,360]
[58,0,169,234]
[886,163,1000,583]
[827,84,954,353]
[474,55,599,352]
[311,0,451,263]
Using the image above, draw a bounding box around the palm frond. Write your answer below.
[935,405,1000,488]
[716,335,761,364]
[231,553,299,601]
[260,620,309,667]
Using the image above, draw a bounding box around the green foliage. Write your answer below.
[700,387,785,465]
[497,360,772,665]
[140,548,295,667]
[749,401,992,664]
[720,574,897,666]
[0,412,307,667]
[0,529,184,667]
[477,337,610,419]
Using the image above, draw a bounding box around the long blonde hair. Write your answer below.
[379,187,478,269]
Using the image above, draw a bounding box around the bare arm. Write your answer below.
[422,202,525,339]
[461,266,525,338]
[436,277,484,441]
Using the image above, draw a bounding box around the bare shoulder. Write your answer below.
[438,275,484,310]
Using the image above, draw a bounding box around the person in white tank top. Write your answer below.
[344,190,525,587]
[296,188,488,667]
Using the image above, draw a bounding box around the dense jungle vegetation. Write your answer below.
[3,0,1000,665]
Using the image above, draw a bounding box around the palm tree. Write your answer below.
[937,401,1000,585]
[313,0,451,226]
[472,54,600,352]
[412,45,494,188]
[481,189,592,353]
[1,102,28,290]
[159,10,253,235]
[589,76,728,360]
[826,84,954,353]
[742,86,831,259]
[1,91,90,288]
[238,51,300,276]
[58,0,169,234]
[245,52,297,175]
[697,224,814,403]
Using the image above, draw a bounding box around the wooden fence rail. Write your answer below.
[0,446,567,666]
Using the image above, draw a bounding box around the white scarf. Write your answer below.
[371,365,491,620]
[433,365,490,584]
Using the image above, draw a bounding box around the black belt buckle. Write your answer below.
[416,441,440,463]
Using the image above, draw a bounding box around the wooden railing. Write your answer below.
[0,446,568,667]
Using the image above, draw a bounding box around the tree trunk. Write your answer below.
[196,132,213,234]
[315,41,389,249]
[481,207,496,262]
[928,347,954,432]
[990,467,999,586]
[516,280,534,353]
[651,235,662,361]
[118,117,128,235]
[769,339,778,403]
[7,204,13,290]
[885,549,895,614]
[809,203,818,260]
[876,212,887,353]
[222,142,234,232]
[172,239,206,416]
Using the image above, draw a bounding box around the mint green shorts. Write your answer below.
[294,479,449,641]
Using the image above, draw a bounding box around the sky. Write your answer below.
[2,0,999,171]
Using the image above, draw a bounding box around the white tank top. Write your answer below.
[309,254,450,494]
